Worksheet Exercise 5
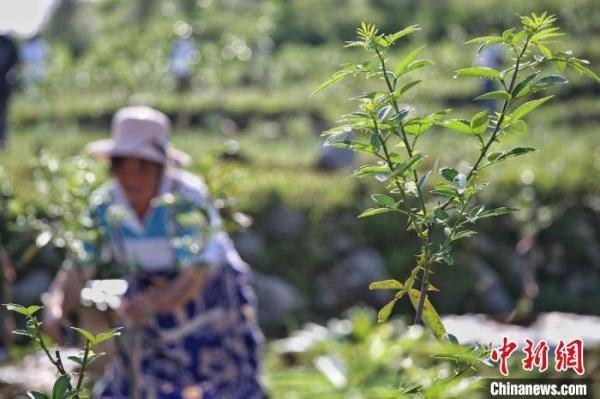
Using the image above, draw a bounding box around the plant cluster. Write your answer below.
[313,13,598,339]
[3,303,120,399]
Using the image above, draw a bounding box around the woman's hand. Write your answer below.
[146,268,210,313]
[120,293,152,325]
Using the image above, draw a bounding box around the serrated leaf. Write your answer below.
[377,299,397,323]
[439,167,458,182]
[464,35,502,45]
[26,305,43,317]
[395,45,425,75]
[504,119,527,135]
[377,105,393,122]
[4,303,29,316]
[384,24,421,45]
[12,329,34,338]
[369,279,404,290]
[497,147,536,161]
[328,139,378,155]
[358,207,395,218]
[509,95,553,121]
[352,164,388,177]
[443,119,473,134]
[93,327,122,347]
[417,170,431,190]
[310,69,353,96]
[402,59,434,75]
[52,375,70,399]
[70,327,95,343]
[371,194,396,208]
[474,90,511,101]
[453,67,501,80]
[478,207,519,219]
[470,111,489,135]
[394,80,422,97]
[388,154,424,180]
[443,333,460,345]
[487,152,503,162]
[513,72,540,99]
[27,392,49,399]
[408,289,446,341]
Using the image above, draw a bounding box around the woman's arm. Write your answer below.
[121,267,210,323]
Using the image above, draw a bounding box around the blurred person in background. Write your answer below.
[20,34,49,88]
[42,106,265,399]
[0,34,19,149]
[170,22,197,92]
[474,44,503,110]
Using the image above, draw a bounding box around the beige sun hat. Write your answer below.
[86,106,191,167]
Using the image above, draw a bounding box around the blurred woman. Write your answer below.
[43,106,265,399]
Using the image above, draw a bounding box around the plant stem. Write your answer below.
[375,47,434,325]
[413,252,430,325]
[32,316,66,376]
[438,35,532,212]
[75,339,91,396]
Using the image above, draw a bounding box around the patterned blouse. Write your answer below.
[79,169,265,399]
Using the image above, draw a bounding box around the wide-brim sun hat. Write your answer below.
[85,106,191,167]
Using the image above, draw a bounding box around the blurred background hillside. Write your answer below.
[0,0,599,336]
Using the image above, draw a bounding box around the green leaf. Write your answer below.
[394,80,422,97]
[453,67,501,80]
[451,230,477,242]
[431,185,457,199]
[384,24,421,45]
[408,289,446,341]
[443,119,473,134]
[401,59,434,75]
[443,333,460,345]
[311,69,353,96]
[369,279,404,290]
[497,147,536,161]
[453,173,466,194]
[478,207,519,219]
[4,303,30,316]
[404,117,433,136]
[377,299,397,323]
[417,170,431,191]
[464,35,502,45]
[52,375,70,399]
[93,327,122,347]
[388,154,425,180]
[535,75,568,86]
[12,329,34,338]
[439,167,458,182]
[474,90,511,101]
[358,207,395,218]
[352,164,388,177]
[27,392,49,399]
[470,111,489,135]
[504,119,527,135]
[70,327,95,343]
[513,72,540,99]
[508,95,553,121]
[395,45,425,75]
[486,152,503,162]
[371,194,396,208]
[328,139,379,155]
[26,305,43,317]
[377,105,393,122]
[68,355,84,366]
